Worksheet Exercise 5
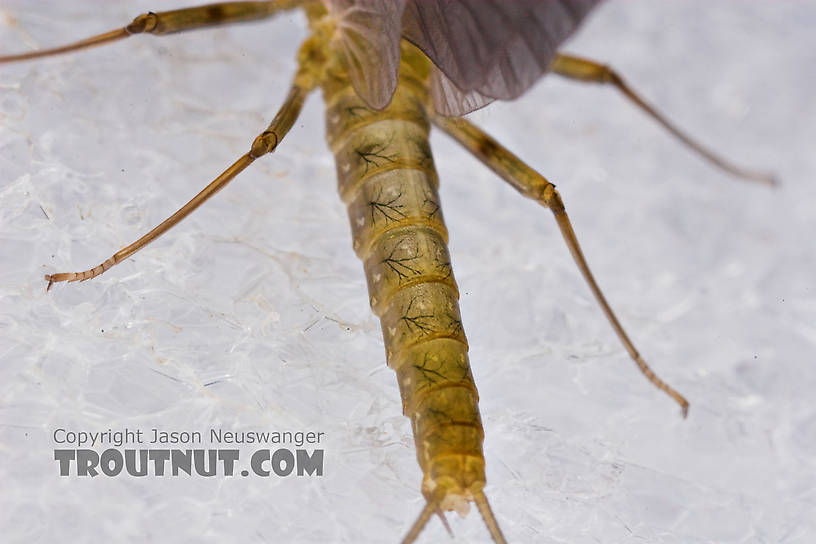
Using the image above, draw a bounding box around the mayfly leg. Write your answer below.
[0,1,302,63]
[1,1,312,289]
[44,82,310,290]
[433,115,690,417]
[550,53,777,186]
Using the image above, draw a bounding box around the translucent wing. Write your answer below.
[329,0,601,115]
[326,0,405,110]
[430,68,494,116]
[402,0,602,116]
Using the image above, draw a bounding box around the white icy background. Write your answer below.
[1,1,814,542]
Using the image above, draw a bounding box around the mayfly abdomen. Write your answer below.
[322,48,486,512]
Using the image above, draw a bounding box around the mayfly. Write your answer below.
[1,1,774,542]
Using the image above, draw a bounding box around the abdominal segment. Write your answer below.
[323,64,486,499]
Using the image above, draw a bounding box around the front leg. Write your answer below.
[1,1,302,63]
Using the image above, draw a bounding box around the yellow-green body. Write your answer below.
[0,1,735,540]
[315,25,487,512]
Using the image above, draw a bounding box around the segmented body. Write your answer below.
[323,41,486,514]
[3,1,774,541]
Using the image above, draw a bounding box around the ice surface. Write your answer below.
[1,1,814,543]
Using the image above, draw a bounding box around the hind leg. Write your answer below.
[433,114,690,416]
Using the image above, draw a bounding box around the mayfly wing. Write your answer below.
[319,25,507,542]
[322,0,404,110]
[1,1,774,543]
[0,1,603,542]
[306,2,610,542]
[401,0,601,115]
[324,0,601,116]
[342,0,772,184]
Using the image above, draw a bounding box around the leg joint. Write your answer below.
[126,13,158,35]
[249,130,279,158]
[535,184,563,212]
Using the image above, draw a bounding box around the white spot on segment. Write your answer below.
[388,327,396,337]
[342,163,351,173]
[373,273,381,282]
[442,495,470,518]
[356,215,365,227]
